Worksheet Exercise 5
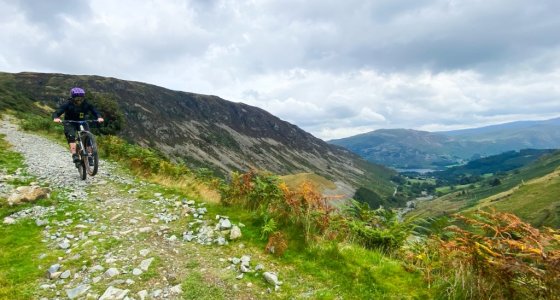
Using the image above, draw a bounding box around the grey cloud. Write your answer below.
[238,0,560,74]
[13,0,91,37]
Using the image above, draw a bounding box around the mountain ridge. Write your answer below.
[329,118,560,169]
[0,71,395,198]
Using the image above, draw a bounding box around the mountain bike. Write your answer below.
[62,120,99,180]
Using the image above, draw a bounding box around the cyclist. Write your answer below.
[53,87,104,165]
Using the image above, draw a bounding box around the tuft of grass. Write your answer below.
[181,271,226,300]
[0,134,25,174]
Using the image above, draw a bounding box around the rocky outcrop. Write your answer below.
[7,185,51,205]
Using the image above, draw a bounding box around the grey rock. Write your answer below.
[46,264,62,279]
[217,236,227,245]
[89,265,104,273]
[138,290,148,300]
[132,268,143,276]
[139,257,154,271]
[40,283,55,290]
[2,217,15,224]
[66,284,91,299]
[99,286,129,300]
[35,219,48,226]
[170,284,182,295]
[229,225,242,240]
[60,270,71,279]
[104,267,120,278]
[263,272,281,286]
[59,239,71,249]
[241,255,251,267]
[49,271,62,280]
[151,289,163,297]
[183,232,195,242]
[219,218,232,230]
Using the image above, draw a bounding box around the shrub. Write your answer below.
[345,201,412,252]
[406,209,560,299]
[97,135,190,178]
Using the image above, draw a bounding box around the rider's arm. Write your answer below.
[87,103,104,122]
[52,102,69,122]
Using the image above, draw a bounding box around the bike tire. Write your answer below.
[82,133,99,176]
[77,153,87,180]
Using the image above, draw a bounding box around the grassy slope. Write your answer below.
[280,172,337,191]
[0,135,59,299]
[408,151,560,227]
[0,122,430,299]
[474,169,560,227]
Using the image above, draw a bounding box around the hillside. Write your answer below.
[407,149,560,227]
[0,118,429,299]
[2,81,558,300]
[329,119,560,169]
[0,71,395,199]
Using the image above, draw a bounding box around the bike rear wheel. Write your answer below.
[82,132,99,176]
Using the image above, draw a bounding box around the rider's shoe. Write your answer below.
[72,154,80,163]
[88,156,94,166]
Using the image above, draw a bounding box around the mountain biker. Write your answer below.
[52,87,104,164]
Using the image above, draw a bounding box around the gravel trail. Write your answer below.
[0,117,274,300]
[0,117,115,189]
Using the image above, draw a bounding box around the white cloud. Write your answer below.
[1,0,560,140]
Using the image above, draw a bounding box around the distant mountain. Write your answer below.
[0,71,396,198]
[440,118,560,138]
[329,129,472,169]
[329,118,560,169]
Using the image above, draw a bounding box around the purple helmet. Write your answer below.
[70,87,85,98]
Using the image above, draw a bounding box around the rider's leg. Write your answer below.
[69,142,77,154]
[64,124,79,162]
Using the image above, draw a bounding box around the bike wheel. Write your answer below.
[83,133,99,176]
[77,151,87,180]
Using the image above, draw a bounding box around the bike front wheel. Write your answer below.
[77,151,87,180]
[82,132,99,176]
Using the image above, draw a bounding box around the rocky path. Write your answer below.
[0,118,282,300]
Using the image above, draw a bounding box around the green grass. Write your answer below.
[279,243,430,299]
[182,271,226,300]
[476,170,560,227]
[3,112,432,299]
[0,219,49,300]
[0,134,25,174]
[0,135,55,299]
[412,151,560,225]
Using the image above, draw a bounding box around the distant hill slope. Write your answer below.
[329,118,560,169]
[328,129,475,169]
[432,149,558,182]
[0,71,395,198]
[408,149,560,228]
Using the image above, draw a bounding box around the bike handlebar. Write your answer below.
[60,120,99,124]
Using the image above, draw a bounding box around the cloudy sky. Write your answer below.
[1,0,559,140]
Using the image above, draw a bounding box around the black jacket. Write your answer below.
[52,100,100,121]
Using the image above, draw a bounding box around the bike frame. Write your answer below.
[63,120,96,155]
